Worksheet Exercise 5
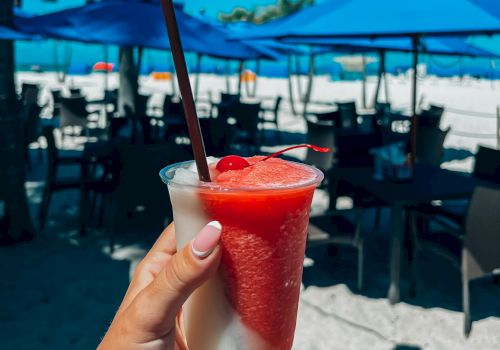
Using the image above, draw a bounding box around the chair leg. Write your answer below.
[38,186,52,230]
[357,240,364,291]
[463,278,472,337]
[408,212,418,298]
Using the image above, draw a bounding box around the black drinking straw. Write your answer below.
[160,0,211,182]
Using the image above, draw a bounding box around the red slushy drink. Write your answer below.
[160,156,323,350]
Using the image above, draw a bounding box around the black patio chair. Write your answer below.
[304,117,335,174]
[409,186,500,336]
[107,141,191,251]
[415,126,450,166]
[260,95,282,130]
[336,101,358,128]
[59,96,100,140]
[50,89,62,118]
[412,146,500,228]
[232,101,262,154]
[21,83,39,106]
[308,209,365,290]
[418,104,444,128]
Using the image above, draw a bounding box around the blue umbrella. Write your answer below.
[0,7,39,40]
[16,0,281,61]
[283,37,499,58]
[233,0,500,40]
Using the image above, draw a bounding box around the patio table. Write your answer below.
[332,164,487,304]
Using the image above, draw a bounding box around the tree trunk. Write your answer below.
[0,0,34,240]
[118,47,138,116]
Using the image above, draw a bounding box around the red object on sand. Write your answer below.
[93,62,114,72]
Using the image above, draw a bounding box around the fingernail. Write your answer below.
[192,221,222,259]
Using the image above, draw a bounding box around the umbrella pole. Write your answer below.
[251,59,260,98]
[410,36,420,166]
[302,54,315,119]
[104,45,109,93]
[225,60,231,93]
[361,54,367,109]
[287,54,298,116]
[383,58,390,103]
[238,60,244,96]
[194,53,201,103]
[373,50,384,107]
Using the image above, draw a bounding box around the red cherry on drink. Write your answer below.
[216,155,250,172]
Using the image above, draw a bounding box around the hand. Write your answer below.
[98,221,222,350]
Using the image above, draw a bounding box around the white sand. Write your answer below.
[1,72,499,349]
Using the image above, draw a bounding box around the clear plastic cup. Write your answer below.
[160,160,324,350]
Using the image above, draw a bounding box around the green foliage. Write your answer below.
[219,0,315,24]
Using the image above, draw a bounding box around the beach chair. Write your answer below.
[409,186,500,336]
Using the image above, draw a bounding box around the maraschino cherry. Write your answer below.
[216,155,250,172]
[216,145,331,173]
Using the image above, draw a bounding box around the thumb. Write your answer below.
[126,221,222,341]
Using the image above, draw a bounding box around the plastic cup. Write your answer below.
[160,160,324,350]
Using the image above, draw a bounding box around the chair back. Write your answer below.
[21,83,39,106]
[336,101,358,128]
[135,94,150,117]
[51,90,62,104]
[335,132,380,167]
[200,117,235,157]
[314,110,339,124]
[473,146,500,184]
[273,96,283,114]
[234,102,261,137]
[305,118,335,171]
[419,104,444,128]
[162,94,174,117]
[113,142,191,230]
[69,88,82,96]
[375,102,391,115]
[59,96,88,129]
[416,126,449,166]
[464,186,500,280]
[220,93,239,105]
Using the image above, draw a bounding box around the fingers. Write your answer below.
[118,224,177,313]
[126,221,222,341]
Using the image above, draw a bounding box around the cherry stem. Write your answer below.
[261,144,331,162]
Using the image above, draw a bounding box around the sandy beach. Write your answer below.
[1,72,499,349]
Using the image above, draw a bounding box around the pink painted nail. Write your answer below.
[192,221,222,259]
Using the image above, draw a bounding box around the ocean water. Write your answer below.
[16,0,500,78]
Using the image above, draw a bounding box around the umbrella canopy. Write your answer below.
[0,7,39,41]
[16,0,281,60]
[234,0,500,40]
[283,37,500,58]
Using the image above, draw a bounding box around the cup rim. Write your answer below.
[159,159,324,192]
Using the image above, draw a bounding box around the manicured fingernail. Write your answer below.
[192,221,222,259]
